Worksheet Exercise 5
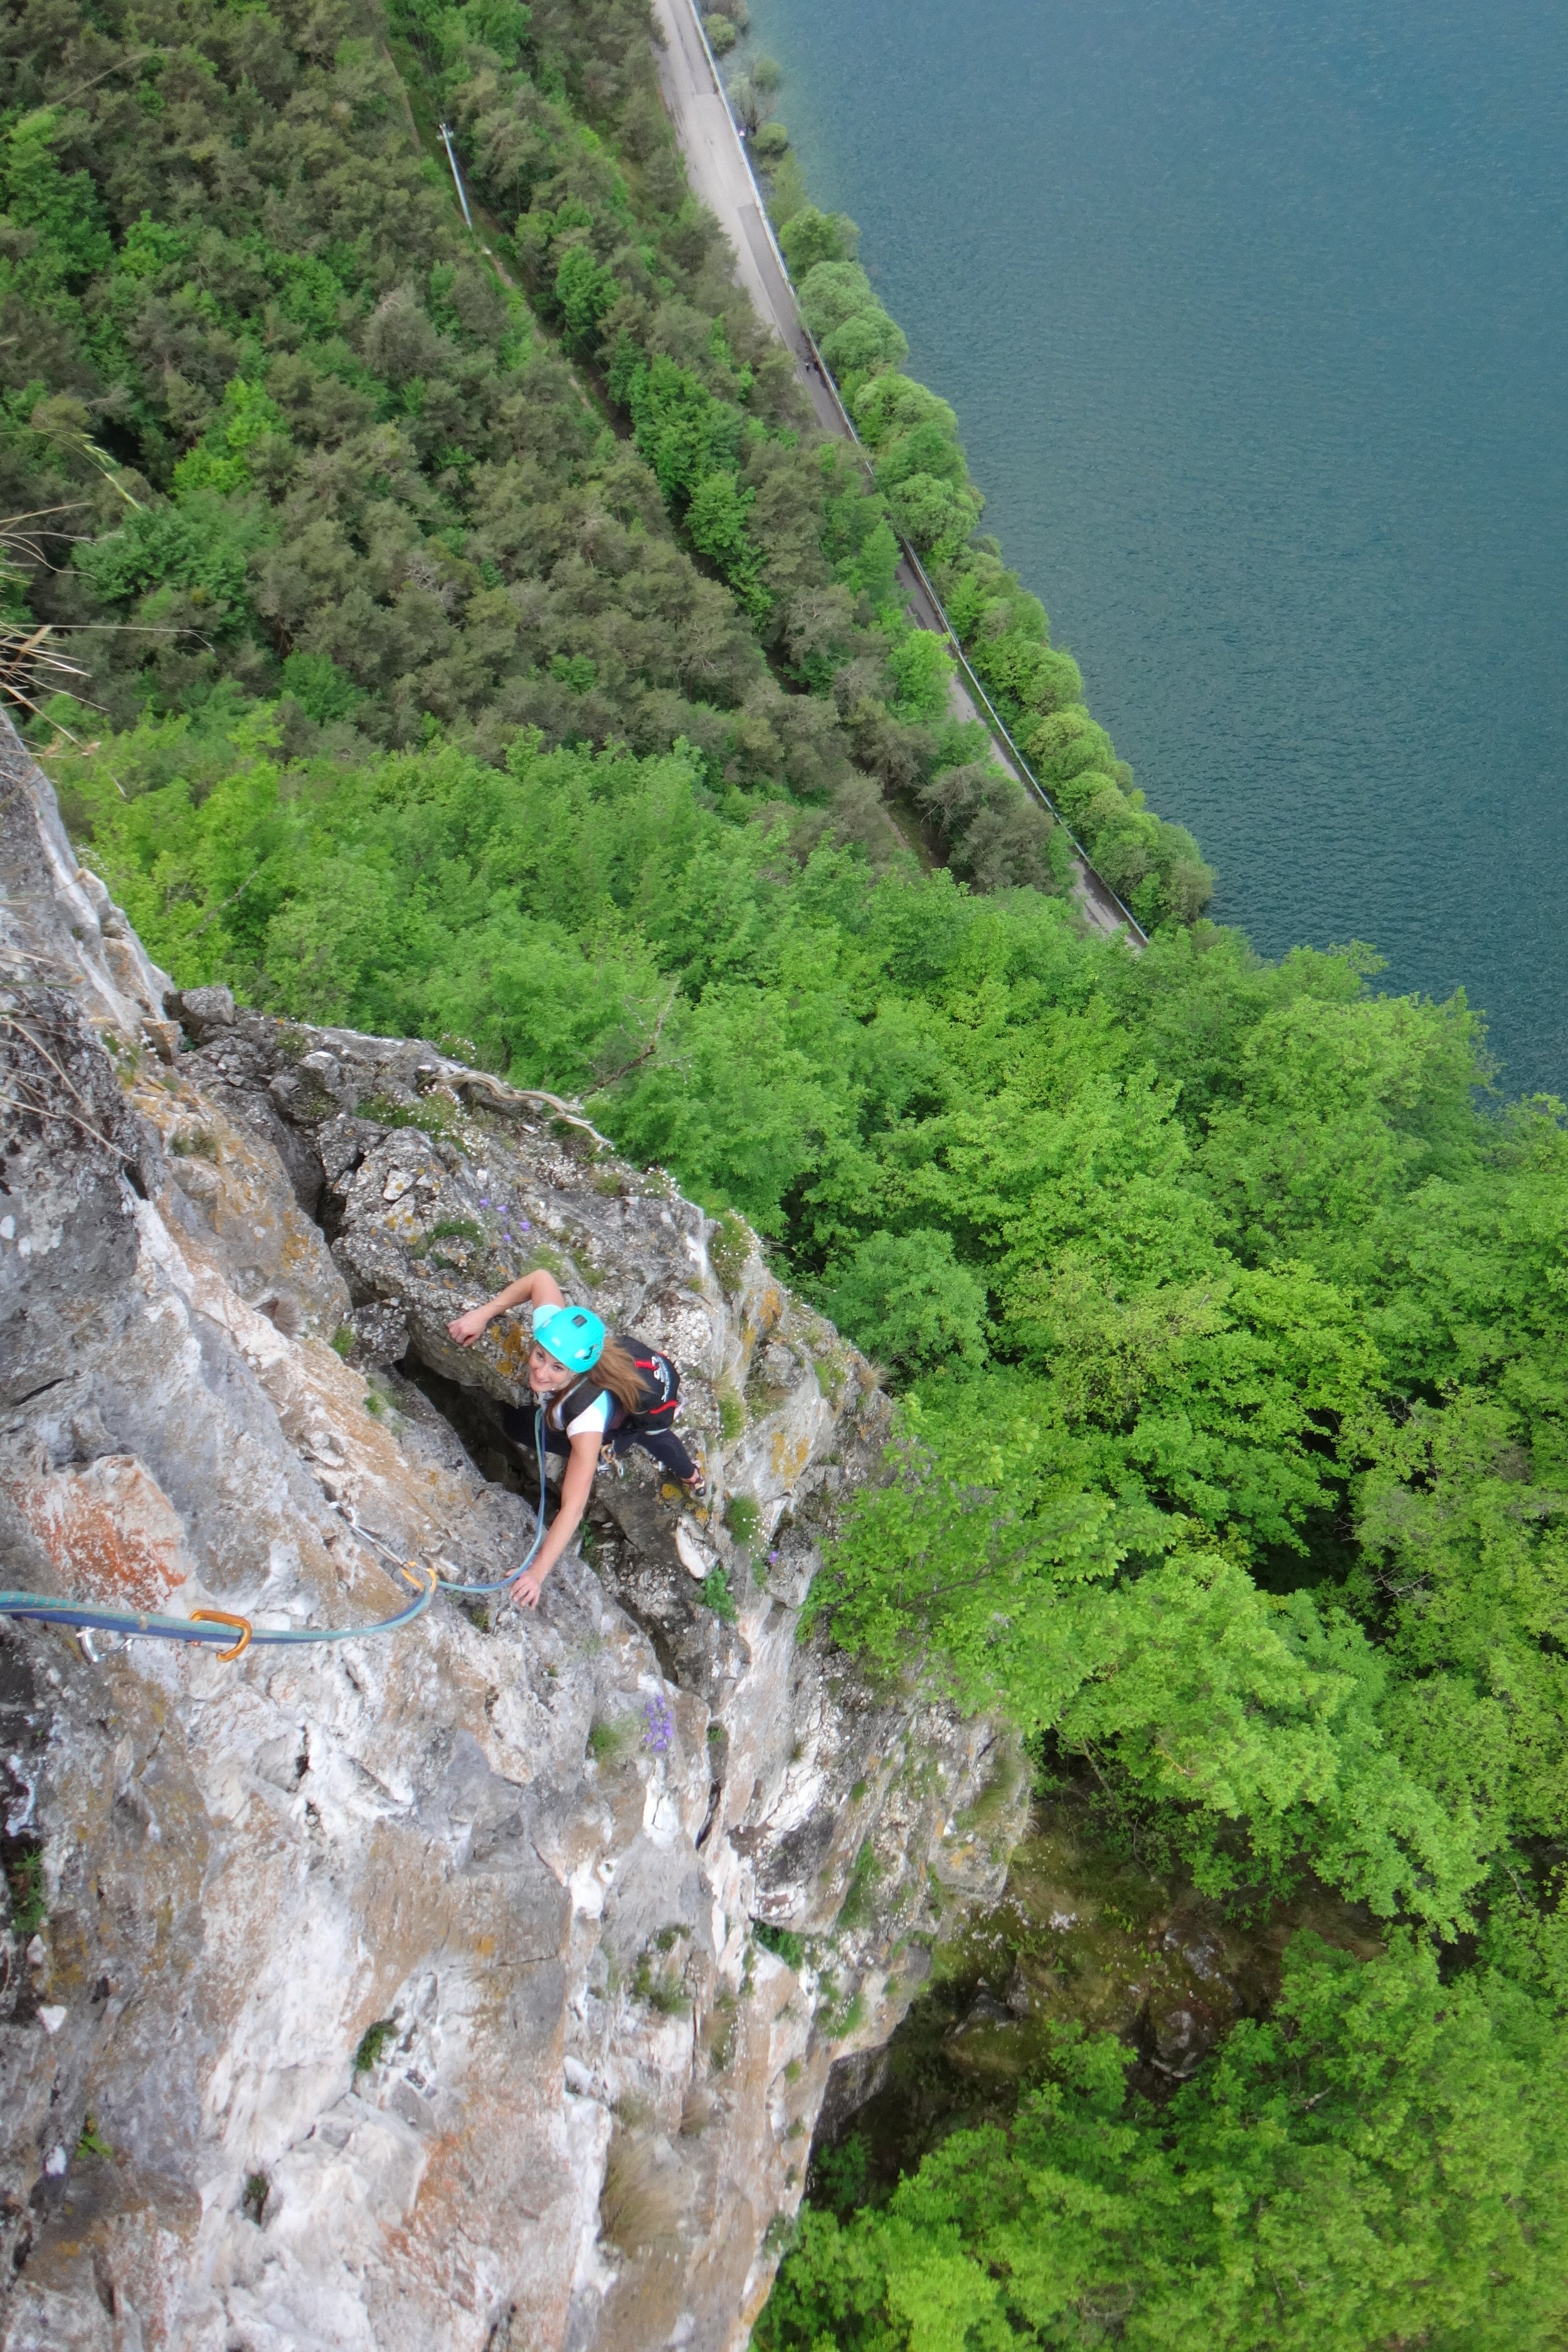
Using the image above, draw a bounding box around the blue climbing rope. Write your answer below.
[436,1404,549,1596]
[0,1559,437,1660]
[0,1404,549,1656]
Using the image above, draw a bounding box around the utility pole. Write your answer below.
[437,122,474,230]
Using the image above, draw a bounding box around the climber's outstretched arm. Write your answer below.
[511,1431,596,1609]
[447,1266,566,1348]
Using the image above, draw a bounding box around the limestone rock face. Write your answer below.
[0,729,1024,2351]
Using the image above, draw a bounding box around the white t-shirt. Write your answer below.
[544,1387,611,1440]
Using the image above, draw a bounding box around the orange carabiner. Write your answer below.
[190,1609,253,1661]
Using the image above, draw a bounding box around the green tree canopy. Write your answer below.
[759,1936,1568,2352]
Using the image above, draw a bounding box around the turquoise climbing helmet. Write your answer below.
[531,1303,607,1374]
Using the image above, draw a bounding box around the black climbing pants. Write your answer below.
[503,1404,699,1484]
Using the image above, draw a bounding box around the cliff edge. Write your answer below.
[0,720,1023,2352]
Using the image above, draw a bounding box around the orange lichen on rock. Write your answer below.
[7,1455,188,1609]
[768,1429,812,1487]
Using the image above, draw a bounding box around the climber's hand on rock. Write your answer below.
[510,1562,548,1610]
[448,1308,489,1347]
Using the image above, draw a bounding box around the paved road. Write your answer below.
[650,0,1136,945]
[650,0,845,438]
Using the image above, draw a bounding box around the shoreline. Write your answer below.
[649,0,1144,948]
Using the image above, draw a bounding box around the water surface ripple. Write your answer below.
[749,0,1568,1094]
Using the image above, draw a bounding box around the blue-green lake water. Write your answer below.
[746,0,1568,1096]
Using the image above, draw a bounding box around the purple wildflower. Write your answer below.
[643,1696,675,1755]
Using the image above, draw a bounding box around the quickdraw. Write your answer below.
[0,1559,438,1655]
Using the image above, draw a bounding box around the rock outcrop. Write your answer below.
[0,723,1024,2351]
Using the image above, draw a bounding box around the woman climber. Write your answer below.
[448,1269,706,1609]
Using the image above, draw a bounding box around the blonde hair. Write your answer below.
[593,1337,647,1416]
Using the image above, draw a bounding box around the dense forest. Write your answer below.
[5,0,1568,2344]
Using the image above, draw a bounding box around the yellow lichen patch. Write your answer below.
[768,1430,812,1488]
[6,1455,189,1609]
[277,1221,322,1274]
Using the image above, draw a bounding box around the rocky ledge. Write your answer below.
[0,723,1024,2352]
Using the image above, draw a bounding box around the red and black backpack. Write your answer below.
[554,1334,680,1434]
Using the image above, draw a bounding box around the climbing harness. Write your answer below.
[0,1407,553,1655]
